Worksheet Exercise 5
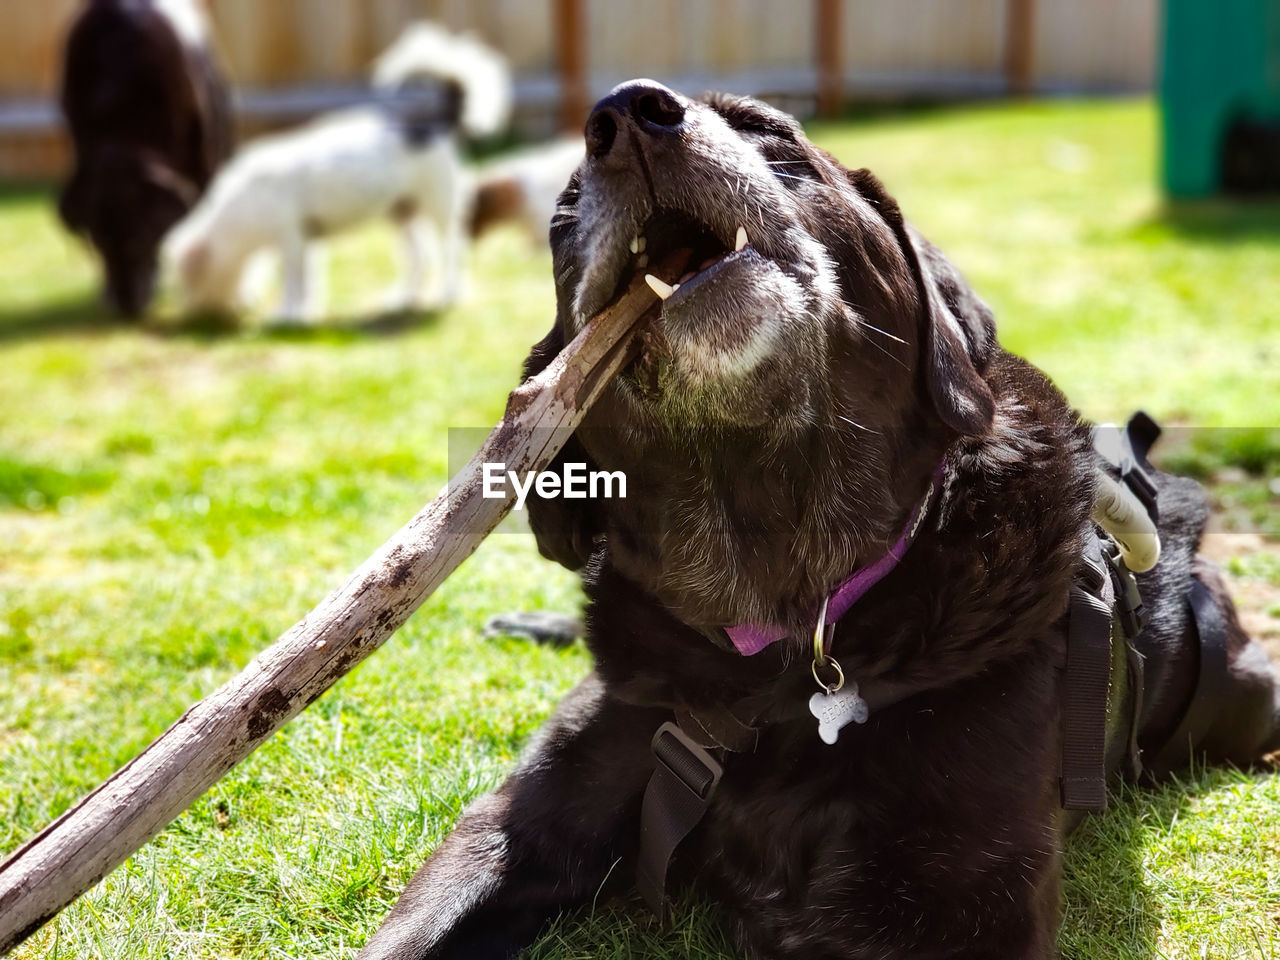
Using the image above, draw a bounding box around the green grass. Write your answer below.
[1,98,1278,959]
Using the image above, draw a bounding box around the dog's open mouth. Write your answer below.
[608,208,770,381]
[628,208,751,305]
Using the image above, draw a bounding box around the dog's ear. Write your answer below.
[911,233,996,435]
[520,324,605,570]
[850,168,996,436]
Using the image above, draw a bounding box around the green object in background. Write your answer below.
[1162,0,1280,196]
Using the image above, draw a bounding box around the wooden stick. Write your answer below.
[0,260,680,956]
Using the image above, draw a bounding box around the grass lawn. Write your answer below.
[2,97,1278,958]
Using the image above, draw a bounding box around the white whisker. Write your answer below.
[857,320,907,345]
[860,332,909,370]
[837,415,880,434]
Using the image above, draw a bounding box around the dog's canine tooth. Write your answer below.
[637,235,647,253]
[645,274,675,299]
[629,236,641,254]
[637,253,649,268]
[735,225,748,251]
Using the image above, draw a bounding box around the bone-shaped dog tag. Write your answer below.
[808,684,869,745]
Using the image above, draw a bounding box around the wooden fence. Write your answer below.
[0,0,1156,179]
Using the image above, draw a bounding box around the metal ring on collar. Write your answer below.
[811,655,845,694]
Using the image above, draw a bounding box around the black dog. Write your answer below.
[58,0,232,317]
[358,82,1280,959]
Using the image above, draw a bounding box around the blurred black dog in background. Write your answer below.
[58,0,232,317]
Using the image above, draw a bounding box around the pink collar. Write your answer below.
[724,461,947,656]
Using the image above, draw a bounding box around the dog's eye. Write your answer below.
[730,114,797,141]
[755,140,822,185]
[708,96,799,142]
[703,91,804,143]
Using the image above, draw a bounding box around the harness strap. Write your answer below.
[1060,532,1118,811]
[1145,577,1231,775]
[636,722,723,920]
[638,542,1137,915]
[1122,641,1147,782]
[1123,411,1162,522]
[1060,582,1116,810]
[637,668,1009,918]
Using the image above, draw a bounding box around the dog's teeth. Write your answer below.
[735,226,748,251]
[637,236,646,252]
[637,253,649,267]
[645,274,675,300]
[629,236,641,254]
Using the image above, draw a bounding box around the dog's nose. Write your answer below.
[584,79,686,158]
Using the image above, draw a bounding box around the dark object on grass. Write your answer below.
[1221,118,1280,193]
[57,0,233,317]
[359,81,1280,960]
[484,612,582,646]
[1160,0,1280,197]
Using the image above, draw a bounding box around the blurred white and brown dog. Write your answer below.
[469,138,585,246]
[164,23,510,321]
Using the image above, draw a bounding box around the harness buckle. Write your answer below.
[1094,412,1162,524]
[650,721,724,800]
[637,722,724,919]
[1101,538,1148,638]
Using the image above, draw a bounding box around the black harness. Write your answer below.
[635,412,1229,919]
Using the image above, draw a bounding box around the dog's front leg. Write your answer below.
[436,211,466,307]
[278,231,318,323]
[394,219,429,310]
[357,673,666,960]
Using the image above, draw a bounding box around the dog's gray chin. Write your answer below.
[659,249,809,383]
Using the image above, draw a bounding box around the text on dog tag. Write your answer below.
[808,685,869,745]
